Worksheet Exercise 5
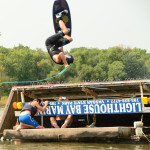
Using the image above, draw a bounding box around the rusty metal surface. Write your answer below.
[11,79,150,100]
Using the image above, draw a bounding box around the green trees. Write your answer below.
[2,45,52,82]
[108,61,127,80]
[0,45,150,91]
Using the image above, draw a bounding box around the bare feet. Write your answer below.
[16,125,21,131]
[39,126,45,129]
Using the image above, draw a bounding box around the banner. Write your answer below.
[37,98,143,116]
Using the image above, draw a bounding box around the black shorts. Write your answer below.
[48,45,63,65]
[56,120,65,128]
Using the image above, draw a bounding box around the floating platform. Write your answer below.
[3,127,150,143]
[1,80,150,143]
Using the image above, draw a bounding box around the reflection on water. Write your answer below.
[0,141,150,150]
[0,108,150,150]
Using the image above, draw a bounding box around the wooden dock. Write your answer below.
[3,127,150,143]
[1,80,150,143]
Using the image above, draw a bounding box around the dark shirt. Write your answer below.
[21,104,37,117]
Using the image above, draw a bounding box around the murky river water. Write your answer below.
[0,108,150,150]
[0,141,150,150]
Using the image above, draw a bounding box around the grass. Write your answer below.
[0,96,8,107]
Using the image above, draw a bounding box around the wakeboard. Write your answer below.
[53,0,72,36]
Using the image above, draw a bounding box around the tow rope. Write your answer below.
[0,64,72,85]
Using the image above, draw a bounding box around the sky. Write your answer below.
[0,0,150,52]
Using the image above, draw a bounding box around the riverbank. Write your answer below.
[0,96,8,107]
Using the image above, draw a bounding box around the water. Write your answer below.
[0,141,150,150]
[0,108,150,150]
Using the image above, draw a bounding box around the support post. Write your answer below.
[140,82,144,119]
[140,82,143,98]
[21,92,25,103]
[41,99,44,126]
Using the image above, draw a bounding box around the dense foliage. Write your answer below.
[0,45,150,95]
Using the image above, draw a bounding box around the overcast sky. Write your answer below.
[0,0,150,52]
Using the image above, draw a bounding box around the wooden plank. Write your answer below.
[11,80,150,100]
[0,90,16,136]
[23,90,37,99]
[82,87,98,98]
[3,127,132,142]
[143,84,150,92]
[140,83,144,98]
[21,92,25,103]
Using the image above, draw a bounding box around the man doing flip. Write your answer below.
[45,10,74,68]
